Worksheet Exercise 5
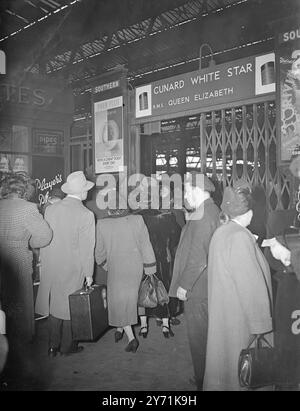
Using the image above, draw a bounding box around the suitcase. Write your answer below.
[69,284,108,341]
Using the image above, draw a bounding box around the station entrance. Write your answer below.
[140,99,290,213]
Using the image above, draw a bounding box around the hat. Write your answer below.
[221,186,252,218]
[61,171,94,195]
[185,172,215,193]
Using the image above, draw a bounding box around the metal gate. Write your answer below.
[151,99,290,212]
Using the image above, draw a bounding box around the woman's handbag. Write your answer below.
[152,274,169,306]
[138,275,158,308]
[238,334,277,389]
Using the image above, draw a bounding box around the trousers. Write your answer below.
[48,315,76,353]
[184,292,208,391]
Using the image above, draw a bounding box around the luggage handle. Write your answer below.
[246,334,273,350]
[79,284,94,294]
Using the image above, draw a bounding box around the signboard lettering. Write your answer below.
[35,174,63,206]
[33,129,64,155]
[0,84,46,106]
[291,310,300,335]
[135,53,275,119]
[94,80,120,94]
[280,28,300,44]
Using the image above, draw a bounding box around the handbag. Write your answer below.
[138,275,158,308]
[152,274,169,306]
[238,334,277,389]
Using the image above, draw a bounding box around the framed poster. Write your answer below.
[93,96,124,173]
[277,28,300,165]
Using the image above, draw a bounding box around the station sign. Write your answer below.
[135,53,275,119]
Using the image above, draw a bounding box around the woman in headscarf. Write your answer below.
[95,192,156,353]
[203,182,273,391]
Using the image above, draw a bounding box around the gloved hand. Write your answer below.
[85,276,93,287]
[262,238,291,267]
[177,286,187,301]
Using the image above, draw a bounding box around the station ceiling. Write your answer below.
[1,0,299,115]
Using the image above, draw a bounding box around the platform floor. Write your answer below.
[1,314,196,391]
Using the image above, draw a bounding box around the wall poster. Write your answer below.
[94,96,124,173]
[277,27,300,164]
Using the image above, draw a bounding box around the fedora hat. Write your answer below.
[61,171,94,195]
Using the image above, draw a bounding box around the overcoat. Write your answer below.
[35,196,95,320]
[95,214,156,327]
[203,221,273,391]
[169,198,220,300]
[0,198,52,342]
[136,209,181,318]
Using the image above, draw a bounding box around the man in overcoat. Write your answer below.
[169,173,220,390]
[35,171,95,356]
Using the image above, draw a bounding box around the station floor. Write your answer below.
[2,314,196,391]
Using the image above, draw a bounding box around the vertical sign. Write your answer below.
[277,27,300,165]
[92,72,128,174]
[0,50,5,74]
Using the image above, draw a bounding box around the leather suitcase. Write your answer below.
[69,284,108,341]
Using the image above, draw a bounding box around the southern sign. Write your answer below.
[276,26,300,164]
[135,53,275,119]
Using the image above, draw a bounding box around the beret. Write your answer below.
[221,186,251,218]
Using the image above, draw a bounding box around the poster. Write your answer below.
[0,153,29,173]
[94,96,124,173]
[32,156,64,207]
[277,28,300,164]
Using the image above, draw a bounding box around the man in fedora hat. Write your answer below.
[169,172,220,390]
[35,171,95,356]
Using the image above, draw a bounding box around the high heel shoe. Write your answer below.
[125,338,139,353]
[114,330,124,343]
[138,326,148,339]
[48,347,59,357]
[170,317,181,326]
[162,326,174,339]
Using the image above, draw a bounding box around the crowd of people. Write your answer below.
[0,167,298,391]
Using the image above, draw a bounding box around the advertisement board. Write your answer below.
[94,96,124,173]
[135,53,276,120]
[276,27,300,165]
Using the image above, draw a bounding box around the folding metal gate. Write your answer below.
[151,99,290,213]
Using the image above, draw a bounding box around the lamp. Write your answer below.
[199,43,216,71]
